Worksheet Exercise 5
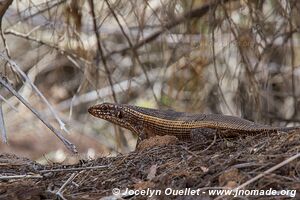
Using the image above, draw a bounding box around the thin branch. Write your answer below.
[0,54,68,132]
[0,75,77,153]
[288,5,298,120]
[56,173,77,200]
[88,0,118,103]
[0,174,43,180]
[104,0,159,103]
[39,164,109,173]
[0,27,10,58]
[0,100,7,143]
[234,152,300,191]
[0,94,18,112]
[4,29,91,65]
[211,6,234,115]
[106,0,235,57]
[0,0,13,59]
[89,0,129,149]
[0,0,13,20]
[21,0,67,22]
[56,68,159,110]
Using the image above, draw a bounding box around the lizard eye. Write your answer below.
[117,111,123,119]
[101,106,107,111]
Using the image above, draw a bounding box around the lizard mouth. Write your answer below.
[87,106,94,114]
[88,106,97,116]
[88,105,108,118]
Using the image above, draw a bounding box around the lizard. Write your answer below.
[88,102,299,144]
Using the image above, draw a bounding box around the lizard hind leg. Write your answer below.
[190,128,217,142]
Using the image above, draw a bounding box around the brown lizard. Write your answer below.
[88,102,299,144]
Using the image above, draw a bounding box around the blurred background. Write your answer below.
[0,0,300,163]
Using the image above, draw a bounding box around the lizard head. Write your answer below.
[88,102,133,130]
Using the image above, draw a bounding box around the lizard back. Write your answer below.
[88,103,298,141]
[124,104,293,132]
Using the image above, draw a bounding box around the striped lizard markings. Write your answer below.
[88,103,299,145]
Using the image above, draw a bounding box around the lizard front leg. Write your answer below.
[131,124,148,149]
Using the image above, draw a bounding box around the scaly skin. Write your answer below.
[88,103,298,142]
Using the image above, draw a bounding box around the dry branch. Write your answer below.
[0,75,77,153]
